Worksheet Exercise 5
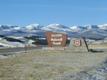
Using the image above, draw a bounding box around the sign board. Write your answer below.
[68,38,88,52]
[45,32,67,47]
[73,39,81,46]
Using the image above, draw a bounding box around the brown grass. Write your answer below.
[0,49,107,80]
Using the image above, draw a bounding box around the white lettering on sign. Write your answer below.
[52,42,61,45]
[49,33,64,46]
[51,34,62,37]
[51,38,62,41]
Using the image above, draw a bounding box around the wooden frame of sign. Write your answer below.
[45,32,67,47]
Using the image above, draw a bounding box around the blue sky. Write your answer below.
[0,0,107,26]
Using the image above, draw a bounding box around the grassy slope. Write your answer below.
[0,49,107,80]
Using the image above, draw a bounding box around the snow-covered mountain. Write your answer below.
[0,23,107,48]
[0,24,43,31]
[0,24,44,36]
[41,24,71,32]
[0,23,107,41]
[70,26,87,32]
[0,25,19,31]
[98,24,107,30]
[69,25,107,40]
[25,24,42,31]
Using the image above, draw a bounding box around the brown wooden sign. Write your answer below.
[45,32,67,47]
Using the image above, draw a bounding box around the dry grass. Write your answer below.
[88,43,107,49]
[0,49,107,80]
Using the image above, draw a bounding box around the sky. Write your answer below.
[0,0,107,26]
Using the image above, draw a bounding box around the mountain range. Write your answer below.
[0,23,107,38]
[0,23,107,47]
